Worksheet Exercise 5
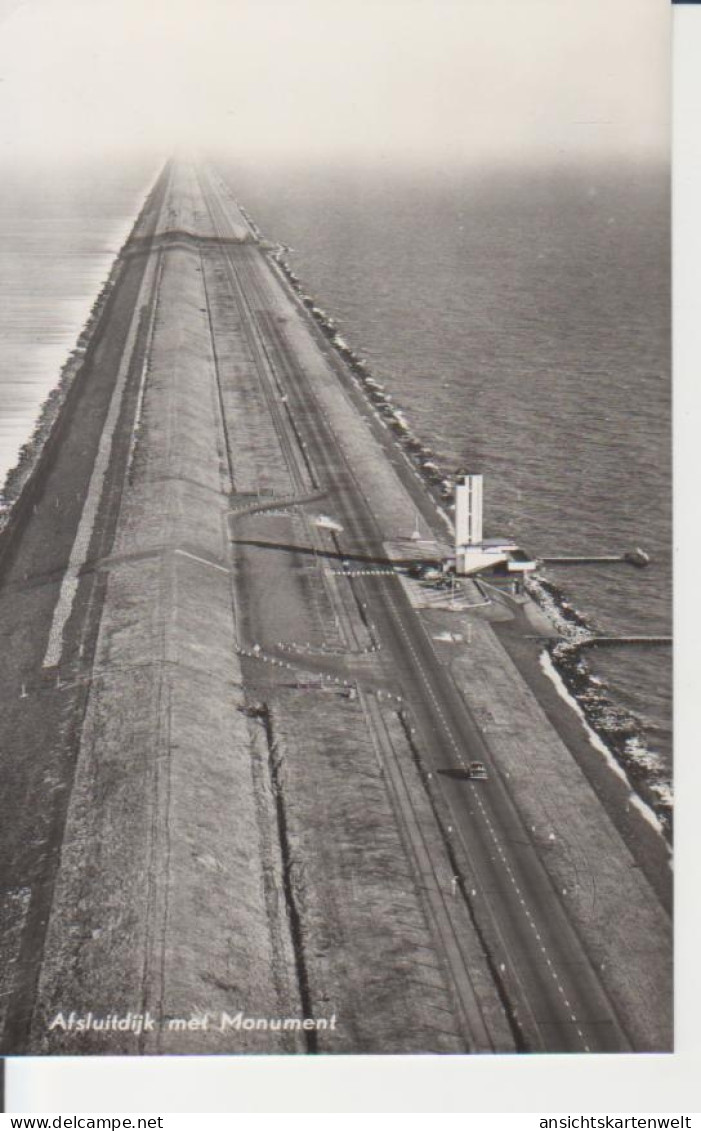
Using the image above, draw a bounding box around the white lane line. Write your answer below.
[43,254,159,668]
[174,549,229,574]
[127,253,163,477]
[362,447,591,1046]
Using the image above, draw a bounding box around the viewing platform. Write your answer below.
[541,548,650,568]
[574,635,672,649]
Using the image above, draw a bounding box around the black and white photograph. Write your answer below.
[0,0,672,1062]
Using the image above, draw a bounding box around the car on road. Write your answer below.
[467,761,488,780]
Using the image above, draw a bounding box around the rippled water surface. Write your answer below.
[222,159,671,792]
[0,161,157,484]
[0,157,671,801]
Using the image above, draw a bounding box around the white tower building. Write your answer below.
[453,472,535,578]
[455,474,483,548]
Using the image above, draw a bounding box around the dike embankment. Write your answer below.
[0,169,170,578]
[0,162,496,1057]
[269,242,673,840]
[248,213,672,1051]
[0,159,671,1055]
[0,162,180,1054]
[27,166,305,1054]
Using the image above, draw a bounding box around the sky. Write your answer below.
[0,0,670,168]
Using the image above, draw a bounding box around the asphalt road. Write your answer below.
[199,168,633,1053]
[0,161,644,1054]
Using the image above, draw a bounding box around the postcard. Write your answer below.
[0,0,672,1064]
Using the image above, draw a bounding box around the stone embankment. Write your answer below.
[0,159,671,1056]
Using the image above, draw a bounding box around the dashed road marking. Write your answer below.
[381,587,589,1049]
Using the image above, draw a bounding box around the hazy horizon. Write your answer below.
[0,0,669,170]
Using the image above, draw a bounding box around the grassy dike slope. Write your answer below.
[30,231,302,1054]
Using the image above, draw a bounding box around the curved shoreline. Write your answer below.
[0,167,163,539]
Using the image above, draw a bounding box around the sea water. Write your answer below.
[0,156,672,815]
[221,158,672,812]
[0,160,157,485]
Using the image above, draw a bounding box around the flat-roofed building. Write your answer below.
[453,474,536,578]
